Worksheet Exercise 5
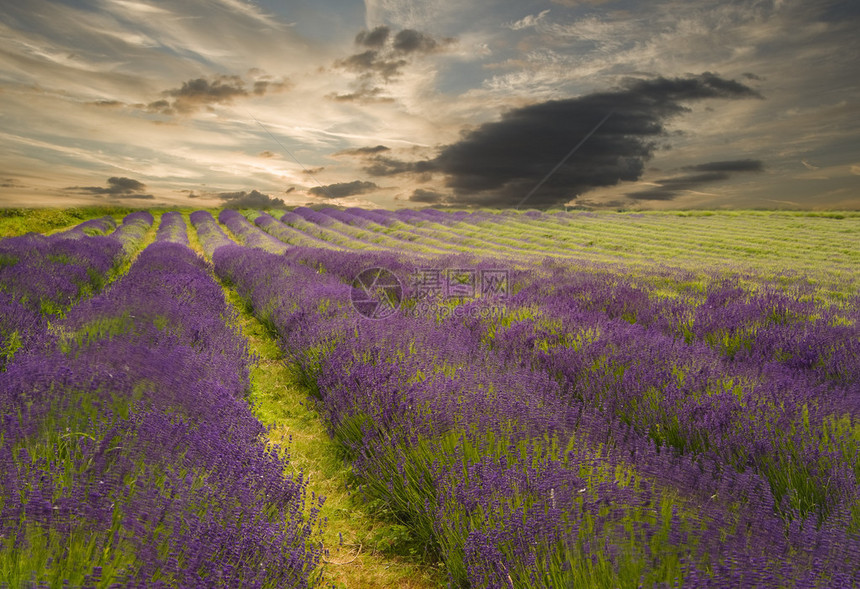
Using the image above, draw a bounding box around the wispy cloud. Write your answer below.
[507,10,551,30]
[331,25,456,104]
[144,73,291,115]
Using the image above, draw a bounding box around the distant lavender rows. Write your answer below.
[0,214,322,587]
[210,240,859,587]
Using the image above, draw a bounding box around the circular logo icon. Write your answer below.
[351,267,403,319]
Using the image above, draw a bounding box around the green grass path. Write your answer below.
[233,305,444,588]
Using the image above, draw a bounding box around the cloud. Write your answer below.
[66,176,154,199]
[508,10,551,31]
[801,159,819,170]
[626,173,728,201]
[105,176,146,192]
[259,150,279,159]
[327,84,395,103]
[682,159,764,173]
[627,160,764,201]
[366,73,761,208]
[219,189,286,209]
[308,180,378,198]
[550,0,614,5]
[335,145,391,156]
[146,73,290,115]
[392,29,447,53]
[334,50,408,81]
[332,27,456,95]
[89,100,125,108]
[115,193,155,200]
[333,144,420,176]
[364,156,420,177]
[409,188,447,203]
[356,26,390,48]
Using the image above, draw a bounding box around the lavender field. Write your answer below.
[1,207,858,588]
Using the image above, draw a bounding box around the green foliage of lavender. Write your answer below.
[0,227,322,586]
[210,207,859,588]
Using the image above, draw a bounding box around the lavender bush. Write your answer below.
[218,209,288,253]
[255,212,338,249]
[155,211,189,245]
[0,233,121,318]
[189,210,234,257]
[53,215,118,238]
[111,211,154,254]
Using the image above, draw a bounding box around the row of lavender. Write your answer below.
[0,212,153,371]
[0,214,322,587]
[199,206,859,588]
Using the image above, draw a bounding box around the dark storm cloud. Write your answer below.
[219,189,286,209]
[409,188,447,203]
[681,159,764,173]
[368,73,761,208]
[67,176,154,199]
[308,180,377,198]
[356,26,390,48]
[628,159,764,201]
[146,73,290,115]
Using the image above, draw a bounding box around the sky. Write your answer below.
[0,0,858,210]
